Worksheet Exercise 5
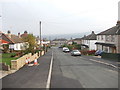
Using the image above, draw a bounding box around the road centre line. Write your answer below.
[89,59,118,69]
[46,51,53,89]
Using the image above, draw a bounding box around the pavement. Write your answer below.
[1,49,52,88]
[50,47,119,88]
[0,70,17,79]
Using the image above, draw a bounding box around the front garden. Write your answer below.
[1,53,19,66]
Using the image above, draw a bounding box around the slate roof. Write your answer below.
[6,34,24,43]
[81,31,97,40]
[73,38,82,40]
[97,22,120,35]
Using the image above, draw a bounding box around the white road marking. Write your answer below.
[89,59,118,69]
[46,51,53,89]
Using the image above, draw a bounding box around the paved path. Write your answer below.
[2,49,52,88]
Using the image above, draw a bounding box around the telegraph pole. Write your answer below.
[40,21,41,47]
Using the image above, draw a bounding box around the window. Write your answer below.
[97,36,99,40]
[111,35,115,42]
[101,35,103,40]
[106,35,109,41]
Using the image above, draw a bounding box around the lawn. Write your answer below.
[0,53,19,66]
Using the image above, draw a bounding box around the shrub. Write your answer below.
[11,53,17,57]
[81,50,96,55]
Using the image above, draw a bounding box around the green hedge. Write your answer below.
[101,53,120,62]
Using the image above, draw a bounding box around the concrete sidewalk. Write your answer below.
[2,49,52,88]
[0,70,17,79]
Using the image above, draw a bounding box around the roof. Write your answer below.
[53,38,67,41]
[0,39,9,44]
[95,42,116,47]
[81,31,97,40]
[6,34,24,43]
[0,32,14,44]
[21,33,28,37]
[73,38,82,40]
[81,44,89,48]
[97,23,120,35]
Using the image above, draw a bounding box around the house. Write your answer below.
[95,21,120,53]
[73,38,82,44]
[35,36,50,47]
[1,31,27,51]
[52,38,67,46]
[67,40,73,45]
[81,31,97,50]
[20,31,28,38]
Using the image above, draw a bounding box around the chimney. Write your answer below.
[7,30,11,38]
[116,21,120,25]
[18,32,21,38]
[92,31,94,34]
[24,31,28,34]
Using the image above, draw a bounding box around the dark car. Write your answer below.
[95,50,104,56]
[59,46,63,48]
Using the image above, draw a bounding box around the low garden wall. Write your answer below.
[11,51,45,70]
[101,53,120,62]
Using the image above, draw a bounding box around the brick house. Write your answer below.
[95,21,120,53]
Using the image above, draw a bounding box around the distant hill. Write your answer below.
[35,31,100,40]
[42,31,92,40]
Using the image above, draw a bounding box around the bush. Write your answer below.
[11,53,17,57]
[81,50,96,55]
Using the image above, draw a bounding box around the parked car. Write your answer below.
[59,46,63,48]
[71,50,81,56]
[63,47,70,52]
[95,50,103,56]
[63,47,68,51]
[64,48,70,52]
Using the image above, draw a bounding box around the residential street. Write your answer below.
[51,47,118,88]
[1,47,119,89]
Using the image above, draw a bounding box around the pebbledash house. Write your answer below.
[95,21,120,53]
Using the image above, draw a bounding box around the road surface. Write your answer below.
[51,47,118,88]
[1,47,119,89]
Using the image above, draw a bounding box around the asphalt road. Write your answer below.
[1,47,119,89]
[51,47,118,88]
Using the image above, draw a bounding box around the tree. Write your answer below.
[22,34,37,54]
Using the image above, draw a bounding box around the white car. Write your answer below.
[63,47,70,52]
[64,48,70,52]
[71,50,81,56]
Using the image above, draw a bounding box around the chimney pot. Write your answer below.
[92,31,94,34]
[7,30,11,38]
[18,32,21,38]
[117,21,120,25]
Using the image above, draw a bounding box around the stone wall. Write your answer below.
[11,51,45,70]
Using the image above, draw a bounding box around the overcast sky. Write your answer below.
[0,0,120,36]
